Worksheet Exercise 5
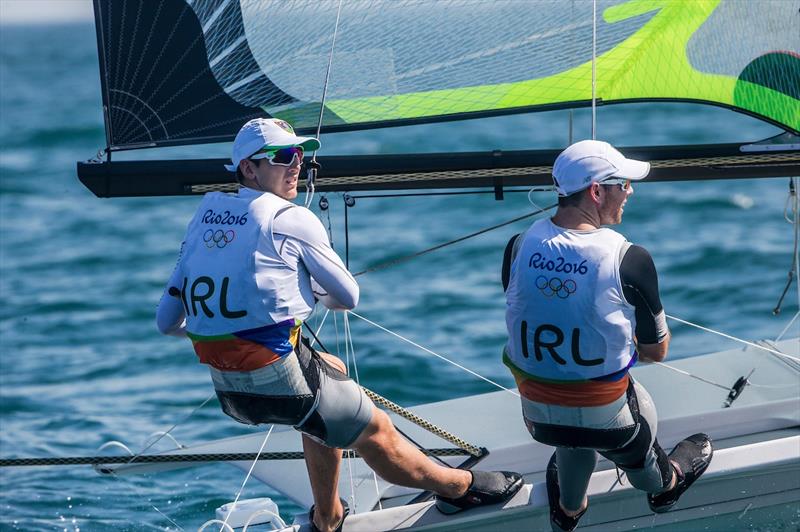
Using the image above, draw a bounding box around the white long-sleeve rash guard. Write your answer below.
[156,203,359,337]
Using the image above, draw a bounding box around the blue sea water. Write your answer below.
[0,22,798,531]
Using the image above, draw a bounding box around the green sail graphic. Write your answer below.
[312,0,797,132]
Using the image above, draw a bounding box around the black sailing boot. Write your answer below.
[647,433,713,513]
[435,470,524,514]
[547,453,588,531]
[308,498,349,532]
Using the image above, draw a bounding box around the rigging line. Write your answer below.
[666,314,800,363]
[568,0,578,145]
[221,425,274,532]
[304,320,329,353]
[776,310,799,342]
[651,362,730,391]
[310,308,331,349]
[342,319,460,464]
[342,312,359,513]
[344,195,351,269]
[360,387,485,457]
[774,178,799,315]
[658,356,794,392]
[305,0,345,209]
[107,470,185,531]
[784,176,798,224]
[306,320,485,459]
[334,311,343,370]
[353,204,557,277]
[344,311,361,384]
[393,423,452,469]
[126,393,215,466]
[348,311,518,398]
[322,195,334,248]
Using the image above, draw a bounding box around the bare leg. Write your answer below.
[304,351,469,529]
[303,435,345,532]
[352,406,471,498]
[317,351,347,373]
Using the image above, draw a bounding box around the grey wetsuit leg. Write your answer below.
[522,378,672,499]
[305,362,374,449]
[293,340,374,449]
[600,380,670,493]
[555,447,598,511]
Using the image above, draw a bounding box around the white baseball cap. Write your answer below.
[552,140,650,196]
[224,118,321,172]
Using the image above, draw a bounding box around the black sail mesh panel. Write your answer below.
[96,0,288,149]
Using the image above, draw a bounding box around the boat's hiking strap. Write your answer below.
[0,447,474,469]
[1,386,487,469]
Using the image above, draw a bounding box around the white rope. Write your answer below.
[128,393,214,465]
[776,310,800,342]
[666,314,800,363]
[344,311,362,384]
[652,361,730,391]
[107,470,185,530]
[334,309,342,359]
[527,187,556,209]
[220,425,274,531]
[341,312,359,514]
[343,314,383,513]
[347,311,518,397]
[310,308,331,349]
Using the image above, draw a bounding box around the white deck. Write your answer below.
[101,338,800,530]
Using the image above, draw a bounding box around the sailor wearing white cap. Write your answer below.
[223,117,320,172]
[502,140,713,531]
[158,118,523,532]
[550,139,650,197]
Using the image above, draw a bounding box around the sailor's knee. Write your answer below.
[353,408,394,449]
[318,351,347,374]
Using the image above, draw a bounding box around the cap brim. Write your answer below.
[613,158,650,180]
[296,137,320,151]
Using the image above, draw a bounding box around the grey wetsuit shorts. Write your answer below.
[210,337,373,449]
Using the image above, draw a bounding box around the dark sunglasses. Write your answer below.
[250,146,304,167]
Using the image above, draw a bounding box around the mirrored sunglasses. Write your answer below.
[250,146,304,167]
[601,178,631,191]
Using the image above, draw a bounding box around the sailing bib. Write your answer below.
[178,189,314,355]
[505,219,636,381]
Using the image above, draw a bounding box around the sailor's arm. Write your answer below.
[501,233,522,292]
[620,244,670,362]
[156,242,188,337]
[274,206,359,310]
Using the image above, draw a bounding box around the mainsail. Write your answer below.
[79,0,799,196]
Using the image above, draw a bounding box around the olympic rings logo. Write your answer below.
[536,276,577,299]
[203,229,235,249]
